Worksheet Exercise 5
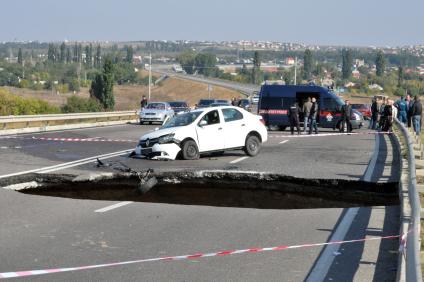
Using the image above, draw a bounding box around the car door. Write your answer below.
[221,108,246,149]
[195,110,225,152]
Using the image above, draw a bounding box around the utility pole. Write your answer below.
[148,53,152,101]
[294,56,297,85]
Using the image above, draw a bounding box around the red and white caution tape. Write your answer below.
[269,131,392,138]
[0,136,137,143]
[0,234,400,279]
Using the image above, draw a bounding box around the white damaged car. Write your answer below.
[133,106,268,160]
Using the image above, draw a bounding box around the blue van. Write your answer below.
[258,85,346,130]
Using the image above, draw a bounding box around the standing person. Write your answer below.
[396,96,407,124]
[406,94,414,128]
[288,101,301,135]
[140,95,148,109]
[370,98,379,130]
[378,99,387,130]
[412,96,422,135]
[340,100,352,133]
[302,97,312,133]
[308,97,318,134]
[231,97,237,106]
[382,100,394,132]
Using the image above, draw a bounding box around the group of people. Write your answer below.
[369,94,422,134]
[288,97,353,135]
[288,97,319,135]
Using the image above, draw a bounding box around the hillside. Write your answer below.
[2,76,243,111]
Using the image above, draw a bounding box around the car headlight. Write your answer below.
[158,133,175,144]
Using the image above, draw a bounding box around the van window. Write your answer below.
[260,97,295,109]
[322,98,338,111]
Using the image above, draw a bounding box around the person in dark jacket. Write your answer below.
[406,94,413,127]
[288,101,301,135]
[140,95,148,109]
[412,96,422,135]
[382,100,393,132]
[370,98,378,130]
[340,100,352,133]
[396,96,408,124]
[308,97,318,134]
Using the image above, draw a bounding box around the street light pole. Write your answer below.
[148,53,152,101]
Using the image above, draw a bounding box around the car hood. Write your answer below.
[139,127,180,141]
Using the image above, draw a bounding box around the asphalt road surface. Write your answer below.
[0,123,400,281]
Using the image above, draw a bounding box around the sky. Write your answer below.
[1,0,423,46]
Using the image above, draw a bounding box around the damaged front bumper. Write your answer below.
[133,143,181,160]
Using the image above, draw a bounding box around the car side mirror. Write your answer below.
[198,120,208,127]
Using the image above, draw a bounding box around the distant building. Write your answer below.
[285,57,295,65]
[354,59,365,67]
[368,83,383,91]
[352,69,361,79]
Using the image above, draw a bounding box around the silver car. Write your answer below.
[139,102,174,125]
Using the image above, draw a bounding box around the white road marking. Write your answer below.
[363,133,380,182]
[279,140,289,144]
[0,149,133,179]
[95,201,133,213]
[229,156,249,164]
[305,207,360,282]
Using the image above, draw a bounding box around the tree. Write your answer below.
[342,49,353,80]
[60,42,66,63]
[95,45,102,68]
[126,45,134,63]
[47,44,56,62]
[252,51,261,84]
[375,50,386,77]
[73,43,78,62]
[177,51,196,74]
[66,47,71,63]
[398,65,404,87]
[303,49,313,80]
[90,57,115,110]
[85,44,93,67]
[17,48,23,65]
[194,53,217,76]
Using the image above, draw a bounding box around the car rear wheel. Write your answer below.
[244,135,261,157]
[182,140,200,160]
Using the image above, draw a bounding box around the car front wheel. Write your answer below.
[182,140,200,160]
[244,135,261,157]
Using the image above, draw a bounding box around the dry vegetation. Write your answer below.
[2,74,242,111]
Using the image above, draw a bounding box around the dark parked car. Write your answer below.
[237,99,252,111]
[168,101,190,113]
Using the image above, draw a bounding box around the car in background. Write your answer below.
[133,106,268,160]
[168,101,190,114]
[351,103,371,120]
[197,99,217,108]
[237,99,252,111]
[251,94,260,104]
[210,101,231,107]
[351,109,364,129]
[139,102,174,125]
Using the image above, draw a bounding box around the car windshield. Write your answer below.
[198,99,215,106]
[146,103,166,110]
[169,102,187,108]
[161,111,202,128]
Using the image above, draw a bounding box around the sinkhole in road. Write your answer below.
[13,172,399,209]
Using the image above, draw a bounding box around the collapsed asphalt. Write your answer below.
[0,123,401,281]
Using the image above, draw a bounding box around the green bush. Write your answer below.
[0,88,60,115]
[61,96,103,113]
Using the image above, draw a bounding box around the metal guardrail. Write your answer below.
[395,118,422,281]
[0,111,139,131]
